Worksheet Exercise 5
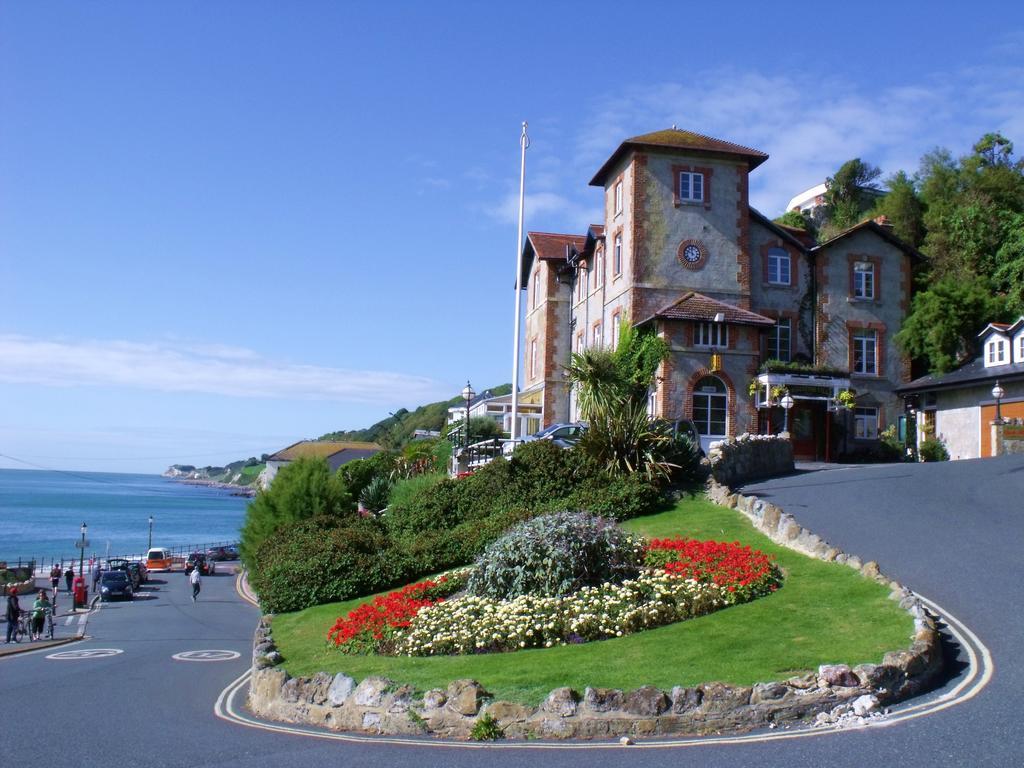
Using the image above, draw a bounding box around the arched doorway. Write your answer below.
[692,376,727,454]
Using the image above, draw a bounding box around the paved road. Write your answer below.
[3,456,1021,767]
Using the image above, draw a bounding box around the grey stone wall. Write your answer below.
[708,434,794,486]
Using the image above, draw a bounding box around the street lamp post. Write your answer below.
[992,381,1005,424]
[148,515,154,550]
[781,394,795,435]
[79,522,87,578]
[461,381,475,448]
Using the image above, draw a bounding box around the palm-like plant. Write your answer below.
[565,322,681,481]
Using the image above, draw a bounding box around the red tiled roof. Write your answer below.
[591,128,768,186]
[652,292,776,326]
[527,231,586,261]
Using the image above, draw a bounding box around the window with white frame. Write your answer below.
[595,248,604,287]
[532,271,540,309]
[853,261,875,299]
[678,171,704,203]
[987,339,1007,364]
[530,339,538,379]
[767,248,790,285]
[1018,335,1024,362]
[853,329,878,375]
[613,234,623,274]
[767,319,791,362]
[577,265,588,301]
[576,331,585,352]
[614,181,623,214]
[695,322,728,348]
[611,313,621,349]
[854,407,879,439]
[592,322,603,347]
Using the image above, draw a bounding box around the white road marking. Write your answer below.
[214,590,993,750]
[173,650,241,662]
[64,616,74,626]
[47,648,123,660]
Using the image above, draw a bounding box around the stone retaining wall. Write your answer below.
[708,434,794,487]
[248,478,943,741]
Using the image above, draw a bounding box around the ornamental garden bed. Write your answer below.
[269,495,912,706]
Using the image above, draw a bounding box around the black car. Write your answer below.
[185,553,215,576]
[205,546,238,562]
[99,570,134,601]
[106,558,141,589]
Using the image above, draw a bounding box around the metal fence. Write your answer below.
[0,539,240,577]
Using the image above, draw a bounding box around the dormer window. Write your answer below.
[1018,335,1024,362]
[987,339,1007,365]
[679,171,704,203]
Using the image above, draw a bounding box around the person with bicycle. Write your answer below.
[30,590,52,641]
[4,587,20,644]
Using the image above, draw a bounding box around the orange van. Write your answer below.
[145,547,174,572]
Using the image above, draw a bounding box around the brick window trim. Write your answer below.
[532,268,541,310]
[610,308,622,348]
[848,253,882,302]
[682,367,737,438]
[676,238,708,271]
[759,309,798,361]
[592,320,603,347]
[672,164,713,210]
[761,241,798,288]
[612,228,624,276]
[847,320,887,378]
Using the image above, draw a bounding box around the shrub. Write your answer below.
[339,452,397,499]
[466,511,643,600]
[919,436,950,462]
[387,473,445,510]
[564,472,664,521]
[359,475,392,515]
[240,458,354,568]
[251,517,412,613]
[470,713,504,741]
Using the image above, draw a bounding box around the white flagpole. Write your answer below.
[510,121,529,441]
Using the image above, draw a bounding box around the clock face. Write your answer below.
[677,239,707,269]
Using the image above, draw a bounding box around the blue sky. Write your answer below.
[2,2,1022,473]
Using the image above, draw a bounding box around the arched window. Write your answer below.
[692,376,727,443]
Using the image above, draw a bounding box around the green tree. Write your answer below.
[870,170,923,246]
[773,210,811,231]
[895,275,1008,374]
[820,158,882,238]
[240,457,354,567]
[993,212,1024,313]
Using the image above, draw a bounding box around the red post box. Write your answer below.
[73,576,88,609]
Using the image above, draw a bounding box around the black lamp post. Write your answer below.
[79,522,87,578]
[148,515,154,550]
[461,381,475,448]
[992,381,1005,424]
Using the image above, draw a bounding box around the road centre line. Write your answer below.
[214,590,993,751]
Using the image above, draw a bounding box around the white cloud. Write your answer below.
[492,55,1024,221]
[0,335,446,404]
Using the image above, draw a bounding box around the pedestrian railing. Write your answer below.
[0,539,240,577]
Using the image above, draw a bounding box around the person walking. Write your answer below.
[91,563,102,592]
[64,566,74,593]
[50,564,61,592]
[189,566,201,603]
[5,588,20,643]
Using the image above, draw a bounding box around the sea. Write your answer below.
[0,468,250,567]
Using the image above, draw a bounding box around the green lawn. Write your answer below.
[270,494,912,706]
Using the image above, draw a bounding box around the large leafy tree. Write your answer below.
[240,457,354,567]
[818,158,882,238]
[870,170,923,247]
[895,275,1008,374]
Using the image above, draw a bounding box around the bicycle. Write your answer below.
[13,612,29,643]
[45,608,55,640]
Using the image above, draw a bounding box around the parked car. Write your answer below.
[99,570,134,601]
[106,558,140,589]
[185,553,215,576]
[205,546,239,562]
[504,423,587,455]
[145,547,173,572]
[126,561,148,585]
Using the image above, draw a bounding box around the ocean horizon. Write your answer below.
[0,467,250,565]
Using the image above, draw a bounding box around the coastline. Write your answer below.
[166,476,257,497]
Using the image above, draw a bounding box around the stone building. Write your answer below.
[517,128,921,459]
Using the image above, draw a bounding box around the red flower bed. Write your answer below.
[645,538,781,601]
[327,576,458,654]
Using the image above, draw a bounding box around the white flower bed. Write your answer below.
[399,571,728,656]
